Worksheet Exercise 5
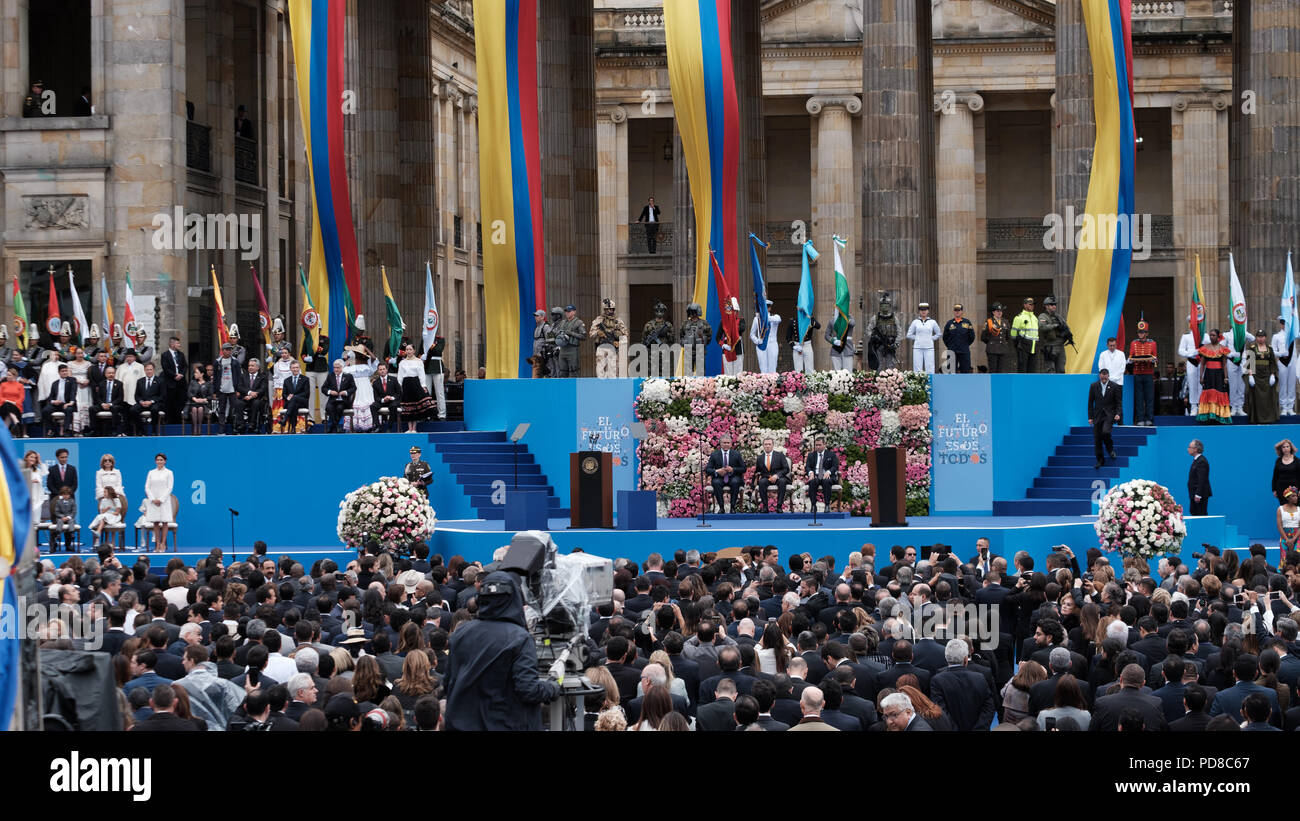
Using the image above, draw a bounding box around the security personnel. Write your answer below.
[268,316,291,361]
[642,300,675,346]
[0,326,12,365]
[228,324,248,367]
[1037,296,1073,374]
[23,80,44,117]
[554,304,586,378]
[528,309,551,378]
[906,302,941,373]
[545,307,564,377]
[981,302,1012,373]
[590,298,627,378]
[942,304,975,373]
[83,325,105,362]
[1273,316,1296,416]
[1128,319,1158,426]
[404,445,433,496]
[1010,297,1039,373]
[680,302,713,351]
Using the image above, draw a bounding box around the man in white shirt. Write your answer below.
[1097,337,1127,424]
[750,300,781,374]
[1272,317,1295,416]
[1178,327,1208,415]
[906,303,942,373]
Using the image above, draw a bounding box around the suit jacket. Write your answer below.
[804,449,840,479]
[161,347,187,386]
[753,450,790,482]
[1210,680,1281,726]
[838,693,878,729]
[1169,711,1212,731]
[233,368,269,399]
[788,715,840,732]
[47,462,77,497]
[322,372,356,402]
[666,653,702,708]
[637,204,661,222]
[604,662,643,705]
[911,639,949,676]
[698,671,756,705]
[1188,454,1211,500]
[1130,634,1169,667]
[93,378,124,408]
[1087,380,1121,421]
[1028,673,1095,715]
[696,696,738,731]
[281,373,310,403]
[931,665,996,730]
[755,714,789,732]
[135,375,164,407]
[904,715,934,731]
[705,449,746,480]
[130,711,202,732]
[372,374,400,402]
[96,628,131,656]
[46,376,79,409]
[876,662,931,696]
[1089,688,1169,731]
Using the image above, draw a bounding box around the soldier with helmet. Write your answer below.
[554,304,586,378]
[981,302,1012,373]
[1128,318,1158,426]
[1037,295,1073,374]
[131,327,155,364]
[642,300,676,347]
[0,325,12,365]
[680,302,712,376]
[268,316,291,361]
[867,293,901,371]
[227,324,247,366]
[590,298,627,378]
[1010,297,1039,373]
[84,324,105,362]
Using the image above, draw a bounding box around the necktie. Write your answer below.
[816,453,822,475]
[766,454,771,471]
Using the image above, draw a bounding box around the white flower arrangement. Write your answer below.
[337,476,437,552]
[1094,479,1186,559]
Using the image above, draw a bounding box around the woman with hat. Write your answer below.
[1244,328,1281,425]
[981,302,1012,373]
[1277,486,1300,551]
[343,343,378,432]
[397,343,435,433]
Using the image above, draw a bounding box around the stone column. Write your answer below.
[597,105,629,312]
[1246,0,1300,328]
[807,95,861,333]
[1052,0,1095,316]
[862,0,937,320]
[935,91,982,326]
[1173,93,1230,333]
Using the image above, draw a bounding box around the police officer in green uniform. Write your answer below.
[942,304,975,373]
[642,300,676,347]
[1037,296,1074,374]
[1010,296,1039,373]
[554,304,586,378]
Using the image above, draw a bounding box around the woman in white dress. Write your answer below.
[37,350,62,402]
[144,452,174,552]
[344,347,377,432]
[89,485,125,548]
[397,344,435,433]
[68,348,92,434]
[22,450,47,525]
[95,453,124,500]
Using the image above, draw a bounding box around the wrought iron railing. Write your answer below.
[186,121,211,173]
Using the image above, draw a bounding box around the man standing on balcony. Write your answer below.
[637,196,661,254]
[235,105,254,140]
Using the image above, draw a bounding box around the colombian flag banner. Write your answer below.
[475,0,546,379]
[0,425,32,731]
[665,0,740,376]
[1065,0,1135,373]
[287,0,363,367]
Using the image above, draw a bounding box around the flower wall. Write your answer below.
[635,370,932,516]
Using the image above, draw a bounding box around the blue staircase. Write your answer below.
[428,429,569,520]
[993,425,1158,516]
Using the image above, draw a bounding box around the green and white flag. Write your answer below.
[831,235,850,339]
[1229,251,1247,354]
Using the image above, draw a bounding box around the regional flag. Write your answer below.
[382,264,404,360]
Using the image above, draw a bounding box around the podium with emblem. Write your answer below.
[570,450,613,528]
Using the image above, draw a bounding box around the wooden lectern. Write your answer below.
[865,446,908,527]
[570,450,613,528]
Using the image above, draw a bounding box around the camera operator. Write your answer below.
[443,570,559,730]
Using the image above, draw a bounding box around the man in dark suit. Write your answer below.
[279,361,311,432]
[696,677,739,730]
[1151,656,1196,723]
[752,679,789,730]
[161,335,188,423]
[663,633,701,709]
[130,685,201,731]
[876,641,932,696]
[1087,368,1122,468]
[881,691,931,731]
[636,196,661,254]
[43,368,79,437]
[370,362,400,432]
[321,360,355,433]
[601,636,642,704]
[698,647,756,705]
[1089,664,1169,731]
[1187,439,1210,515]
[233,358,269,433]
[96,607,132,655]
[1169,685,1213,730]
[1210,655,1282,727]
[130,362,164,435]
[1029,648,1095,714]
[805,435,839,512]
[969,537,1000,579]
[753,437,790,512]
[704,434,746,513]
[930,640,995,730]
[92,365,126,436]
[1131,616,1170,667]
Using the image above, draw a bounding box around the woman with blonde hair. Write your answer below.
[1273,439,1300,501]
[329,647,355,678]
[594,708,627,732]
[584,665,620,712]
[392,650,437,713]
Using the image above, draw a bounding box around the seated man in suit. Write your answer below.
[130,362,165,435]
[92,365,126,436]
[278,360,311,433]
[704,433,745,514]
[234,358,270,434]
[805,434,839,512]
[753,437,790,513]
[321,359,356,434]
[370,362,400,432]
[42,364,78,436]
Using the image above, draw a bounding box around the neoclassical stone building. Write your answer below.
[2,0,1294,374]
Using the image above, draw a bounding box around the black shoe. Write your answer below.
[1108,450,1117,460]
[1094,461,1104,468]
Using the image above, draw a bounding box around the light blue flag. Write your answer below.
[1284,251,1298,349]
[422,261,440,355]
[749,234,771,351]
[797,239,819,344]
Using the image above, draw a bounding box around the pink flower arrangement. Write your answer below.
[803,393,829,414]
[898,404,931,431]
[1094,479,1186,558]
[337,477,436,550]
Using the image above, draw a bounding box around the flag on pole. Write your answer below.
[123,270,139,346]
[749,233,771,351]
[45,267,61,337]
[422,261,439,355]
[250,265,272,347]
[298,264,319,357]
[713,250,740,361]
[831,235,850,339]
[381,264,403,360]
[797,239,819,344]
[0,421,32,731]
[99,274,114,343]
[1229,252,1248,354]
[11,275,28,349]
[67,266,88,345]
[1190,255,1206,346]
[211,265,230,346]
[1284,251,1299,349]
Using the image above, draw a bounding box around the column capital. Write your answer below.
[597,105,628,124]
[933,91,984,114]
[806,95,862,117]
[1173,91,1230,112]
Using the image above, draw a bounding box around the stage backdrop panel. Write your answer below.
[931,374,993,514]
[988,374,1094,503]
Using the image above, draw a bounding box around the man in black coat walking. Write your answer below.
[929,640,995,730]
[1187,439,1210,515]
[1088,369,1122,468]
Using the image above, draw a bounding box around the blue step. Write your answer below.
[1048,455,1130,468]
[461,484,554,496]
[993,499,1093,516]
[1061,434,1150,446]
[439,452,533,465]
[434,442,527,453]
[1055,445,1141,457]
[426,430,507,442]
[477,507,571,521]
[469,494,562,508]
[1067,425,1157,437]
[1027,487,1097,500]
[1034,476,1111,489]
[448,464,542,477]
[1040,466,1121,478]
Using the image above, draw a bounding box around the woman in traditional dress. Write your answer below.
[344,346,378,432]
[397,343,435,434]
[269,346,303,433]
[1277,486,1300,552]
[1197,329,1232,425]
[1244,329,1280,424]
[68,346,92,435]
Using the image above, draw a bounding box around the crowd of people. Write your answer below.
[0,319,475,438]
[26,533,1300,731]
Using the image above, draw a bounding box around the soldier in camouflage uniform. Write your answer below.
[642,300,676,347]
[554,304,586,378]
[1037,295,1073,374]
[680,302,712,376]
[590,298,627,378]
[867,293,901,371]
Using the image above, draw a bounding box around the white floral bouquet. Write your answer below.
[1094,479,1186,559]
[337,476,437,552]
